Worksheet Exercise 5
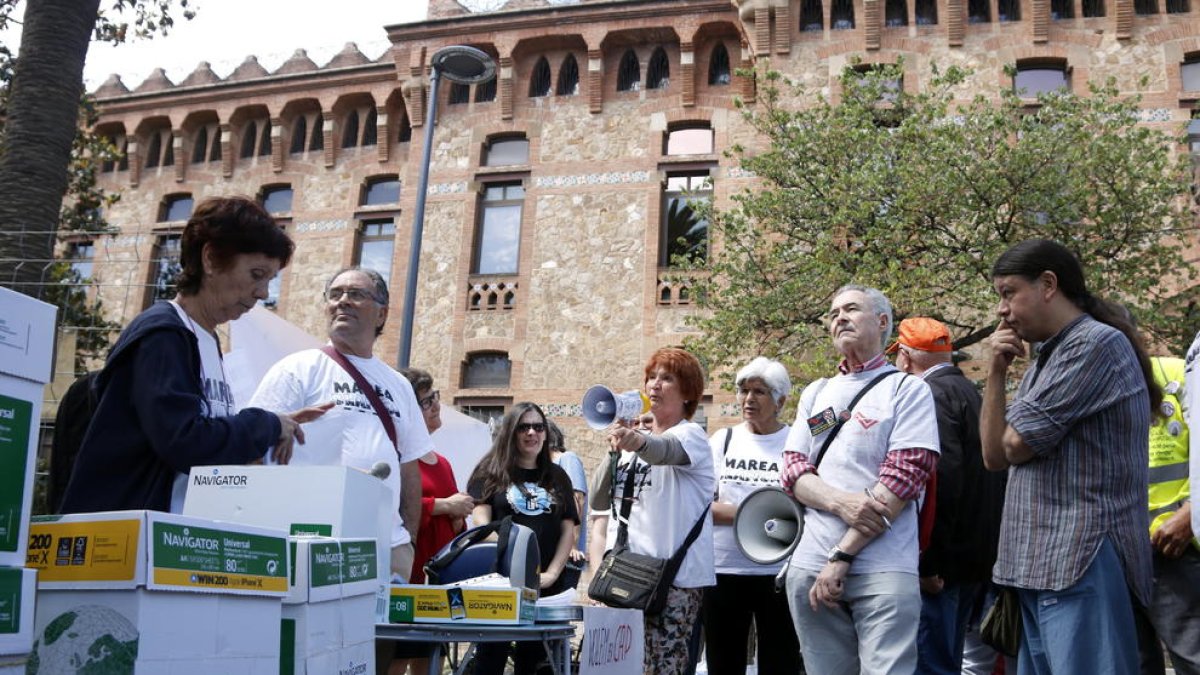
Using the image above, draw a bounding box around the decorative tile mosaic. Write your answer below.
[1139,108,1172,123]
[726,167,757,179]
[543,403,583,417]
[294,219,349,234]
[428,182,468,195]
[719,403,741,417]
[534,171,652,189]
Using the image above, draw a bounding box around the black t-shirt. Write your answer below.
[468,465,580,595]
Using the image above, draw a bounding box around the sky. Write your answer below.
[1,0,430,90]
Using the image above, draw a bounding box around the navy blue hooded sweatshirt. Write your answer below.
[59,301,281,513]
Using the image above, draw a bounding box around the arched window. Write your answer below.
[362,109,377,146]
[831,0,856,28]
[192,127,209,163]
[485,136,530,166]
[240,122,258,158]
[162,139,174,166]
[529,57,552,97]
[362,176,401,205]
[310,113,324,151]
[1013,60,1069,97]
[647,47,670,89]
[998,0,1021,20]
[462,352,512,388]
[260,185,293,214]
[1182,57,1200,91]
[916,0,938,23]
[617,50,641,91]
[290,117,307,154]
[159,194,194,222]
[449,83,470,104]
[119,139,130,170]
[556,54,580,95]
[342,111,359,148]
[969,0,990,21]
[1051,0,1073,17]
[476,78,497,102]
[1082,0,1104,15]
[708,44,731,85]
[801,0,824,30]
[886,0,908,25]
[258,120,271,156]
[145,132,162,168]
[207,132,220,162]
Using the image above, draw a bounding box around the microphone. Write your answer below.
[369,461,391,480]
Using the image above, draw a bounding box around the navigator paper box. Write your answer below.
[25,511,287,673]
[386,584,537,625]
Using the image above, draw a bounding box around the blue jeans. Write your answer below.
[1016,537,1139,675]
[916,580,979,675]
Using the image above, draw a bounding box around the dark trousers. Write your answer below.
[702,573,802,675]
[474,640,543,675]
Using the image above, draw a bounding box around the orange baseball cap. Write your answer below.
[886,317,953,354]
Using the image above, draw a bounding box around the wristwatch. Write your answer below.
[827,546,856,564]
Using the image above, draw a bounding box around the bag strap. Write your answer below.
[613,455,640,549]
[665,502,711,574]
[423,516,511,581]
[320,345,398,452]
[812,370,900,469]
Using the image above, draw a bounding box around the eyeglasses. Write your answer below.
[418,390,440,411]
[326,287,379,303]
[515,422,547,434]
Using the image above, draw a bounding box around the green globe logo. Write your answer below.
[26,605,138,674]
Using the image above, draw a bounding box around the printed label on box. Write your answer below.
[340,541,377,585]
[289,523,333,537]
[0,394,32,553]
[150,521,288,592]
[308,541,343,588]
[0,568,22,634]
[26,519,141,581]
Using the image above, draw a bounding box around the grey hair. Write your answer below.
[325,266,389,305]
[735,357,792,406]
[833,284,893,350]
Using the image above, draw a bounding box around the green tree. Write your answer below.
[0,0,191,296]
[686,63,1198,380]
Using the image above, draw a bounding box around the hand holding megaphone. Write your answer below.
[581,385,651,430]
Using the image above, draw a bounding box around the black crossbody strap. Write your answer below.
[666,502,711,571]
[320,345,399,453]
[613,454,640,549]
[812,370,899,469]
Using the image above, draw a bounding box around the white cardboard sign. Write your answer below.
[578,606,643,675]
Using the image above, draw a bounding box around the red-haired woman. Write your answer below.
[601,347,716,674]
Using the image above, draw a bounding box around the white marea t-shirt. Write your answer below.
[248,347,433,546]
[170,302,236,513]
[783,365,939,575]
[710,423,791,575]
[603,419,716,588]
[1186,332,1200,541]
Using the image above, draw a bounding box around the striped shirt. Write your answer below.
[993,315,1153,605]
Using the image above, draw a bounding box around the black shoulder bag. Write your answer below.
[587,455,710,616]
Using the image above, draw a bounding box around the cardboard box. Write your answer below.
[281,538,379,669]
[281,594,375,664]
[387,584,537,626]
[0,379,42,569]
[184,465,390,593]
[0,287,58,385]
[24,511,287,674]
[289,639,372,675]
[287,537,378,605]
[26,510,289,594]
[0,567,35,656]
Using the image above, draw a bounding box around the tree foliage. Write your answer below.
[685,62,1198,380]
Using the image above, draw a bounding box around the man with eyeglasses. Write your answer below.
[250,267,433,587]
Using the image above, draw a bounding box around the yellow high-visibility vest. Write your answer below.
[1148,357,1194,547]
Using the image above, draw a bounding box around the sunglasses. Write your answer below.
[516,422,547,434]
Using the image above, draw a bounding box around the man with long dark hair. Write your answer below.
[981,239,1157,674]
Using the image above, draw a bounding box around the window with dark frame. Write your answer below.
[1167,0,1189,11]
[484,137,530,167]
[1052,0,1074,18]
[473,182,524,275]
[916,0,938,23]
[240,122,258,158]
[1183,59,1200,91]
[342,111,360,148]
[831,0,856,28]
[162,139,175,166]
[362,177,401,206]
[998,0,1021,20]
[462,352,512,388]
[459,404,507,427]
[67,241,95,281]
[557,55,580,95]
[261,186,293,214]
[665,125,714,155]
[708,44,731,85]
[530,57,552,97]
[193,127,209,164]
[886,0,909,26]
[146,132,163,168]
[1082,0,1105,16]
[617,50,641,92]
[801,0,824,30]
[647,48,670,89]
[257,120,271,156]
[362,109,378,146]
[476,78,497,102]
[969,0,991,21]
[290,117,307,154]
[1013,63,1069,97]
[356,220,396,286]
[660,172,711,267]
[150,234,183,303]
[310,113,325,151]
[449,83,471,104]
[1134,0,1158,12]
[160,195,194,223]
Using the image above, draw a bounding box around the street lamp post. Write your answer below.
[398,45,496,368]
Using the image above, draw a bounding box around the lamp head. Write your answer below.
[432,45,496,85]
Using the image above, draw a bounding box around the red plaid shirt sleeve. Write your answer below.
[878,448,938,501]
[780,450,817,496]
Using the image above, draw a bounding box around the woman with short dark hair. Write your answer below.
[61,196,328,514]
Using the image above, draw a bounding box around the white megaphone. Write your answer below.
[581,385,651,430]
[734,487,805,564]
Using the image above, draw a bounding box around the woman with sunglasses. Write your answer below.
[466,402,580,675]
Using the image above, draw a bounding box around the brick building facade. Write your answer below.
[67,0,1200,466]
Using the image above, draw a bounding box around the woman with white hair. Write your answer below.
[703,356,803,674]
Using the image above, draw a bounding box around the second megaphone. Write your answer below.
[733,487,804,564]
[581,385,650,429]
